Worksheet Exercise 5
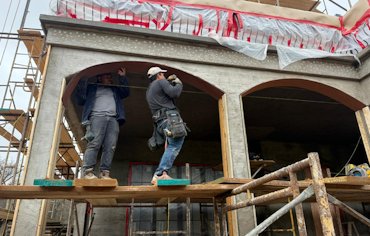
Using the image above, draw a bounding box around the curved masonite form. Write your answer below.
[242,79,365,111]
[62,61,224,105]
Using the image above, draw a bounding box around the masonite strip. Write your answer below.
[33,179,74,187]
[157,179,191,186]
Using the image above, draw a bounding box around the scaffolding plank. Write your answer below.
[33,179,74,187]
[0,109,31,138]
[0,126,20,144]
[86,198,117,206]
[0,183,369,203]
[0,208,14,219]
[156,197,177,205]
[18,29,46,73]
[74,178,118,187]
[0,184,236,201]
[24,78,40,100]
[59,126,81,165]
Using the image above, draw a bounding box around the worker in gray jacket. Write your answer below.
[146,66,186,185]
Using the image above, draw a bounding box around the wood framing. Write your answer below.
[355,106,370,164]
[218,96,237,236]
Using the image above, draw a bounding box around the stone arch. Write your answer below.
[242,78,365,111]
[62,61,224,104]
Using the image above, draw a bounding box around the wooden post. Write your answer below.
[289,172,307,236]
[355,106,370,164]
[308,152,335,236]
[218,97,236,236]
[185,163,191,236]
[213,198,221,236]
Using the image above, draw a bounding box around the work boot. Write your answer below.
[151,171,172,185]
[162,171,173,180]
[99,170,112,179]
[84,168,98,179]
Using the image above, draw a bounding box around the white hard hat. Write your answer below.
[147,67,167,78]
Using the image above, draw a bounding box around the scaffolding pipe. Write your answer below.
[213,197,221,236]
[328,194,370,228]
[245,186,314,236]
[308,152,335,236]
[289,172,308,236]
[225,187,292,212]
[232,158,310,195]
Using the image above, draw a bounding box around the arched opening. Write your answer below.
[61,61,225,234]
[242,79,367,234]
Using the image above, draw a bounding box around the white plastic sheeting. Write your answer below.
[51,0,370,68]
[276,45,358,69]
[209,31,268,61]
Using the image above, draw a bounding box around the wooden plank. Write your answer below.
[249,0,319,11]
[0,109,31,138]
[24,78,40,100]
[18,29,46,73]
[356,110,370,164]
[157,179,190,186]
[0,208,14,219]
[0,183,370,202]
[86,198,117,206]
[74,178,118,187]
[249,160,276,169]
[156,197,177,205]
[0,184,238,200]
[218,98,229,177]
[0,126,18,142]
[208,176,370,187]
[33,179,74,187]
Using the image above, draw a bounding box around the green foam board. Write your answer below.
[157,179,190,186]
[33,179,74,187]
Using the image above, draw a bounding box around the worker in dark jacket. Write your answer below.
[75,67,130,179]
[146,66,185,185]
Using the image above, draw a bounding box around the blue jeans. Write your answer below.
[154,121,185,176]
[83,115,119,172]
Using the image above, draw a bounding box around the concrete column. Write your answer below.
[219,93,256,235]
[355,106,370,164]
[11,49,66,235]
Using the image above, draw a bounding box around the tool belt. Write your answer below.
[152,108,169,123]
[164,109,188,138]
[152,108,189,138]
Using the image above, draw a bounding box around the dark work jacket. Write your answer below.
[75,76,130,126]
